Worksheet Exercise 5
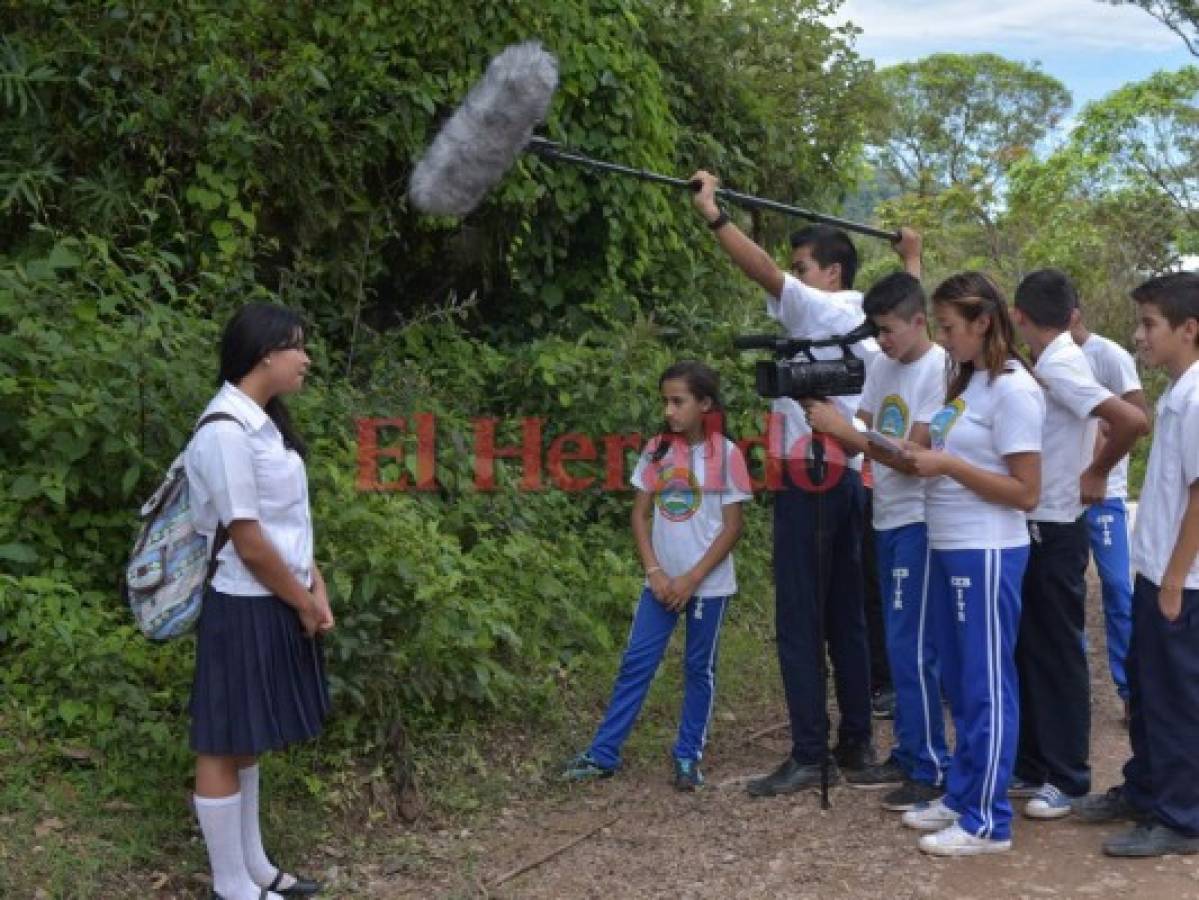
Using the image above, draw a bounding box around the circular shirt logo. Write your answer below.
[653,465,703,522]
[929,398,966,451]
[876,394,910,438]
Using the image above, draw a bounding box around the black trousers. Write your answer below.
[1123,576,1199,836]
[773,465,872,764]
[1015,517,1091,796]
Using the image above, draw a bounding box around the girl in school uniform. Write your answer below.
[901,273,1044,856]
[562,361,751,790]
[185,303,332,899]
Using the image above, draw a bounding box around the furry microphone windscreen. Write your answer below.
[408,42,559,216]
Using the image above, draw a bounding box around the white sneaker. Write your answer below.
[901,797,957,831]
[919,822,1012,856]
[1024,783,1072,820]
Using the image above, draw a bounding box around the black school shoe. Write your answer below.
[1103,823,1199,858]
[845,756,906,790]
[882,779,942,811]
[832,740,878,772]
[268,863,322,896]
[212,872,321,899]
[747,756,841,797]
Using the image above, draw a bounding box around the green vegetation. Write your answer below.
[1,0,1194,894]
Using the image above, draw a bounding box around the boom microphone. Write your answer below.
[408,42,558,216]
[407,42,898,241]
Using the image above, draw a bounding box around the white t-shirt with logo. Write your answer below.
[1079,333,1142,501]
[858,343,947,531]
[630,435,752,598]
[1131,360,1199,589]
[765,274,880,466]
[1032,332,1114,523]
[925,363,1045,550]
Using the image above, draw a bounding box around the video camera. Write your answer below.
[733,319,877,400]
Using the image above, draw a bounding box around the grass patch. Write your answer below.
[0,524,782,897]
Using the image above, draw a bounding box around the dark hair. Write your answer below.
[932,271,1033,402]
[219,303,308,458]
[651,360,727,462]
[863,272,926,321]
[789,224,858,290]
[1131,272,1199,336]
[1014,268,1078,329]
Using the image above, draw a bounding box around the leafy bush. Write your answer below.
[0,0,851,791]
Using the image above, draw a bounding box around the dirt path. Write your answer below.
[370,573,1199,899]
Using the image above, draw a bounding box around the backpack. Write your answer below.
[124,412,244,640]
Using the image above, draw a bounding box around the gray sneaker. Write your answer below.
[882,779,943,811]
[1075,786,1149,824]
[561,752,616,782]
[673,758,704,792]
[1104,823,1199,858]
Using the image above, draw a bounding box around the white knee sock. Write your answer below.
[195,792,280,900]
[238,764,294,890]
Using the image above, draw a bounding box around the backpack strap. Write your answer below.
[194,412,246,583]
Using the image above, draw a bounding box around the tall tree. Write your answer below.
[1107,1,1199,56]
[866,53,1070,263]
[1070,66,1199,239]
[867,54,1070,198]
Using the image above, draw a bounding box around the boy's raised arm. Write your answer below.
[690,170,785,300]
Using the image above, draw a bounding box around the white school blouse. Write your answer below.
[1079,334,1142,501]
[1031,332,1113,523]
[1131,360,1199,589]
[185,382,314,596]
[925,363,1044,551]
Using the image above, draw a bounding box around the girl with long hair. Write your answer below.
[899,273,1043,856]
[185,303,331,898]
[562,361,750,790]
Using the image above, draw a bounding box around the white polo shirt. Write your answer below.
[185,382,314,596]
[925,363,1044,550]
[1079,333,1142,501]
[1131,360,1199,589]
[1031,332,1113,523]
[858,343,947,530]
[631,435,752,598]
[765,274,880,466]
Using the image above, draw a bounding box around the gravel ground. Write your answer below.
[367,565,1199,899]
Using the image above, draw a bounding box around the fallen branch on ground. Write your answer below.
[490,815,621,889]
[740,721,789,746]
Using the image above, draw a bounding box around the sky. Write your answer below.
[828,0,1195,112]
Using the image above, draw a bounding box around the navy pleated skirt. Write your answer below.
[190,588,330,756]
